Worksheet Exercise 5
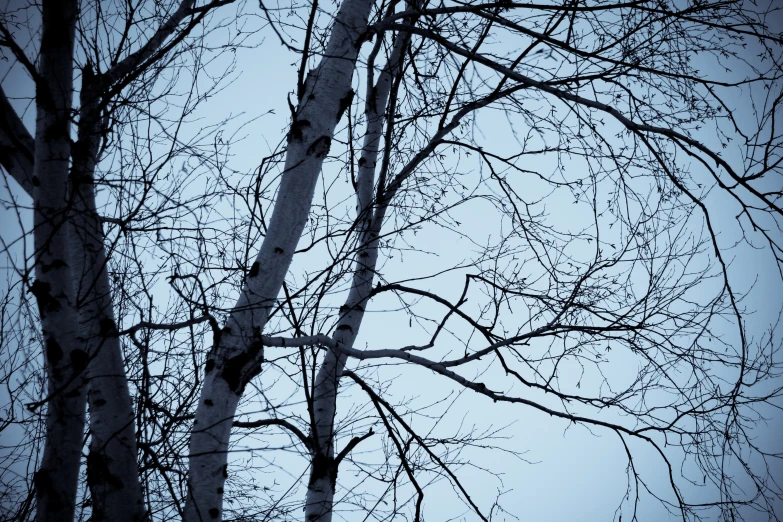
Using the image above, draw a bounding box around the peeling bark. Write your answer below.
[183,0,375,519]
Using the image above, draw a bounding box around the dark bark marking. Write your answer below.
[370,86,379,110]
[212,326,229,350]
[354,29,374,49]
[32,175,40,186]
[306,135,331,158]
[274,247,284,254]
[222,464,228,478]
[336,90,354,122]
[358,157,367,167]
[70,349,89,374]
[335,324,353,333]
[220,341,262,394]
[205,358,215,374]
[46,338,63,365]
[213,326,231,350]
[42,115,71,141]
[87,449,124,491]
[221,352,250,393]
[70,155,95,185]
[41,259,68,274]
[99,317,118,337]
[309,453,338,490]
[209,508,219,519]
[289,119,311,143]
[249,262,259,278]
[204,399,214,406]
[34,469,64,512]
[29,280,59,314]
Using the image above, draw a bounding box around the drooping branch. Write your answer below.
[344,370,488,521]
[374,22,783,219]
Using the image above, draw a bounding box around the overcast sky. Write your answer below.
[1,1,781,520]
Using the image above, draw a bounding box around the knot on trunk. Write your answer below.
[219,340,264,394]
[29,280,59,315]
[34,469,64,513]
[288,119,311,143]
[309,452,338,490]
[87,449,125,520]
[306,135,332,158]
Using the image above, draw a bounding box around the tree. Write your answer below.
[1,0,782,521]
[1,1,248,520]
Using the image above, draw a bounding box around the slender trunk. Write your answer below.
[303,212,382,522]
[70,68,146,522]
[33,2,85,520]
[184,0,375,518]
[304,29,410,521]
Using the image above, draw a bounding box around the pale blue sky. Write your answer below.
[0,1,781,521]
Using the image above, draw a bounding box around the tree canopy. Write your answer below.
[0,0,781,521]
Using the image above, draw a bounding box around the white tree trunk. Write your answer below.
[303,30,410,521]
[184,0,375,519]
[2,62,148,522]
[71,71,146,522]
[32,2,85,520]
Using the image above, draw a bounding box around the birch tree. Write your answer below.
[1,0,245,520]
[261,1,783,520]
[1,0,783,521]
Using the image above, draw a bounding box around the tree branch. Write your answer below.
[374,22,783,218]
[233,418,312,451]
[333,428,374,466]
[0,85,34,196]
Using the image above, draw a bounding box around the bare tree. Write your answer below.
[1,0,782,521]
[254,1,783,520]
[1,0,247,520]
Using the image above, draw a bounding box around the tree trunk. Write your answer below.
[183,0,375,519]
[304,29,410,521]
[32,2,85,520]
[71,70,147,522]
[303,220,381,522]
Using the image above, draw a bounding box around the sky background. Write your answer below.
[1,1,782,520]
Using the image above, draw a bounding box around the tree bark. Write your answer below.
[2,3,240,520]
[70,69,147,522]
[183,0,375,519]
[32,2,85,520]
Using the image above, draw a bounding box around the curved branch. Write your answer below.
[233,418,312,451]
